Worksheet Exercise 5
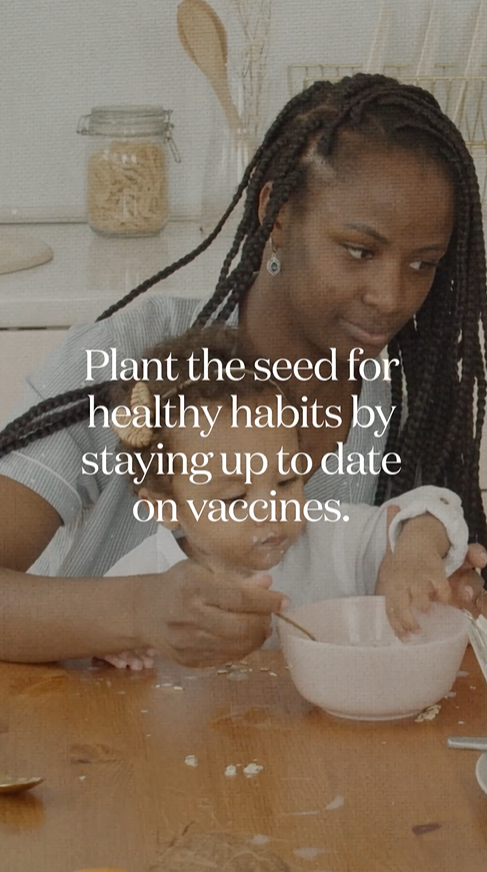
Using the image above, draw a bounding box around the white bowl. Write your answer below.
[279,596,469,721]
[475,753,487,795]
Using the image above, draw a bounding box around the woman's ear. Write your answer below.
[257,181,289,248]
[257,181,273,224]
[138,487,181,531]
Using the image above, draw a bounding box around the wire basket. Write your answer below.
[287,63,487,207]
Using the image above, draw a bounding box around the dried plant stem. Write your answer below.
[230,0,273,141]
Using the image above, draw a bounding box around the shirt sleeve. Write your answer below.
[385,485,468,577]
[299,485,469,601]
[0,296,196,524]
[347,485,469,593]
[104,526,186,576]
[104,533,161,576]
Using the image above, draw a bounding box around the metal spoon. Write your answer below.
[447,737,487,752]
[0,774,44,795]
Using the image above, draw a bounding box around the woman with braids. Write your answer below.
[0,73,485,666]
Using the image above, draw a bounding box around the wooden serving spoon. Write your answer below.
[0,774,44,795]
[177,0,243,134]
[178,0,228,65]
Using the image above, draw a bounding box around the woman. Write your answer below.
[0,73,485,665]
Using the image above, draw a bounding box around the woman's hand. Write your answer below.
[447,542,486,614]
[133,558,287,668]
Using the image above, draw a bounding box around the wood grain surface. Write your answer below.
[0,647,486,872]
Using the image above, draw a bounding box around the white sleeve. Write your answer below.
[104,527,188,577]
[386,485,469,577]
[303,485,468,601]
[346,485,469,593]
[103,534,161,576]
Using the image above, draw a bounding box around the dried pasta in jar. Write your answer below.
[87,140,168,236]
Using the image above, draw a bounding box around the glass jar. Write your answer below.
[77,105,180,238]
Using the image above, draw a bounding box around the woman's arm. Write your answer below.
[0,476,62,571]
[0,475,146,660]
[0,477,284,665]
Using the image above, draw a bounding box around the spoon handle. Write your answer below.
[447,736,487,751]
[276,612,317,642]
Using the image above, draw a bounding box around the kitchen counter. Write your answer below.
[0,220,233,328]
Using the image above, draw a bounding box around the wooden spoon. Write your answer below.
[276,612,317,642]
[0,774,44,795]
[177,0,243,134]
[178,0,228,65]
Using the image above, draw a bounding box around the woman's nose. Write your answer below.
[361,262,405,315]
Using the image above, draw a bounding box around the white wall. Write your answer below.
[0,0,481,218]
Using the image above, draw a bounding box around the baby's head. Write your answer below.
[110,324,306,572]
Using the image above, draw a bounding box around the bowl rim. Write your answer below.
[280,596,469,651]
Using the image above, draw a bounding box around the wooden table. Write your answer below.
[1,646,486,872]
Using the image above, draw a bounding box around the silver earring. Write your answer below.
[266,238,281,276]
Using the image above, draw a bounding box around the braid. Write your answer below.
[1,72,486,547]
[0,381,113,460]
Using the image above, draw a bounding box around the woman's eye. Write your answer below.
[410,259,439,272]
[346,245,372,260]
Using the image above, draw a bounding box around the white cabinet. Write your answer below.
[0,220,223,427]
[0,329,69,428]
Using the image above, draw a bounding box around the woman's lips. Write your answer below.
[338,318,391,348]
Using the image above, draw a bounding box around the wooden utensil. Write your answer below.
[178,0,228,65]
[0,774,44,795]
[276,612,317,642]
[177,0,243,134]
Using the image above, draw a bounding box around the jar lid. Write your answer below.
[77,105,174,138]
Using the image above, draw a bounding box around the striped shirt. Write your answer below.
[0,295,391,577]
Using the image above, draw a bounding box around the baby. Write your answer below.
[101,324,475,669]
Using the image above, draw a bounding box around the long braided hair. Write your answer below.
[1,73,486,540]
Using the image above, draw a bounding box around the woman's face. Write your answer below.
[259,145,455,365]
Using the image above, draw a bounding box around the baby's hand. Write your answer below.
[98,648,158,670]
[376,505,453,638]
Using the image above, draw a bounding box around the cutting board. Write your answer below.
[0,233,53,275]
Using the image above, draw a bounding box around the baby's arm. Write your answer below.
[376,507,456,636]
[374,487,470,635]
[327,486,469,636]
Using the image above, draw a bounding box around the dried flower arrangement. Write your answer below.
[228,0,273,144]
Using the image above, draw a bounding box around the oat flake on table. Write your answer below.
[415,703,441,722]
[244,763,264,777]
